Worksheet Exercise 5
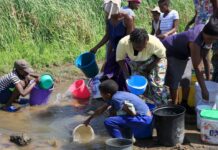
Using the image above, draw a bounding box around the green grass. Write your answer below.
[0,0,194,73]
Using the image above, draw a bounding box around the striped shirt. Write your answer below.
[0,71,20,92]
[160,10,179,34]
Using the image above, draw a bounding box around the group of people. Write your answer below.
[0,0,218,143]
[84,0,218,141]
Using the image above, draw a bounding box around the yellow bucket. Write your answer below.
[178,74,196,107]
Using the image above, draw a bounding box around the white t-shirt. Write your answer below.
[159,10,179,34]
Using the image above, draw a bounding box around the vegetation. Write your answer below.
[0,0,194,73]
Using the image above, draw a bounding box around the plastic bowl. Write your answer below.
[39,74,54,90]
[126,75,147,95]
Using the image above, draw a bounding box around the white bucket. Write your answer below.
[201,118,218,144]
[195,81,218,106]
[196,105,212,129]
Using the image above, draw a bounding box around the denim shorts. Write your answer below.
[0,84,14,104]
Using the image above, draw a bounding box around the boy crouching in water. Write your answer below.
[0,59,39,111]
[84,79,153,140]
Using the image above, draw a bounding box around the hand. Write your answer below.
[34,77,40,84]
[90,48,97,54]
[83,118,91,126]
[157,34,167,40]
[202,89,209,101]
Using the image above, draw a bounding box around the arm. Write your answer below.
[15,80,37,97]
[118,60,130,79]
[124,14,134,34]
[163,19,179,37]
[84,103,109,125]
[190,43,209,100]
[185,10,197,31]
[144,56,161,75]
[201,48,210,80]
[90,23,109,53]
[211,0,218,17]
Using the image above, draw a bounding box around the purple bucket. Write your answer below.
[29,85,53,105]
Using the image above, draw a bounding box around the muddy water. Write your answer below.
[0,82,109,150]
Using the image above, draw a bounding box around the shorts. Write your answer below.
[165,57,192,89]
[0,84,14,104]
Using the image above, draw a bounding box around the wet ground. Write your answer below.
[0,65,217,150]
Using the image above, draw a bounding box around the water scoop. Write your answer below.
[72,124,95,143]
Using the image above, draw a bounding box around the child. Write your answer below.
[121,0,142,19]
[151,6,161,35]
[0,59,38,111]
[157,0,179,39]
[84,79,153,140]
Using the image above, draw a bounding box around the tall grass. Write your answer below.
[0,0,194,73]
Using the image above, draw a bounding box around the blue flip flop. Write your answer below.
[3,106,20,112]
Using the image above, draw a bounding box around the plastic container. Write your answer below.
[200,109,218,144]
[73,124,95,143]
[89,75,102,99]
[29,85,53,105]
[195,81,218,106]
[126,75,147,95]
[75,52,99,78]
[68,79,90,99]
[153,105,186,146]
[105,138,133,150]
[39,74,54,90]
[196,105,212,129]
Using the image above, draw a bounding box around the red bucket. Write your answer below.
[69,80,90,99]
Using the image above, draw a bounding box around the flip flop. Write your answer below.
[2,106,21,112]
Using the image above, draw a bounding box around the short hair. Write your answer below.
[99,79,118,95]
[130,28,149,44]
[158,0,170,5]
[203,16,218,36]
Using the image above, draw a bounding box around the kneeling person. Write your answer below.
[84,79,153,139]
[0,59,38,110]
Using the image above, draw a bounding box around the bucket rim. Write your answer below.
[126,75,148,89]
[69,79,85,91]
[153,105,186,117]
[105,138,133,148]
[35,85,54,91]
[75,52,96,69]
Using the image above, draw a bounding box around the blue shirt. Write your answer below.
[108,91,149,115]
[162,24,205,60]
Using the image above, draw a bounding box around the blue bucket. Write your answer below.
[126,75,148,95]
[75,52,99,78]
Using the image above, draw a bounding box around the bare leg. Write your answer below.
[169,87,179,105]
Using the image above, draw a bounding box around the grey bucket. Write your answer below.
[105,138,133,150]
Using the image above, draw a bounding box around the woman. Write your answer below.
[90,0,134,90]
[116,28,168,105]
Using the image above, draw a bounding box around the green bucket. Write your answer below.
[39,74,54,90]
[200,109,218,121]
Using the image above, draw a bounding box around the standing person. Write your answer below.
[90,0,134,90]
[116,28,168,104]
[0,59,39,112]
[156,0,179,40]
[121,0,142,19]
[185,0,218,30]
[151,6,161,35]
[162,17,218,112]
[84,79,153,140]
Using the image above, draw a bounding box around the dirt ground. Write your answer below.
[50,63,217,150]
[1,63,216,150]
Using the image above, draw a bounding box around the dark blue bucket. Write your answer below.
[75,52,99,78]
